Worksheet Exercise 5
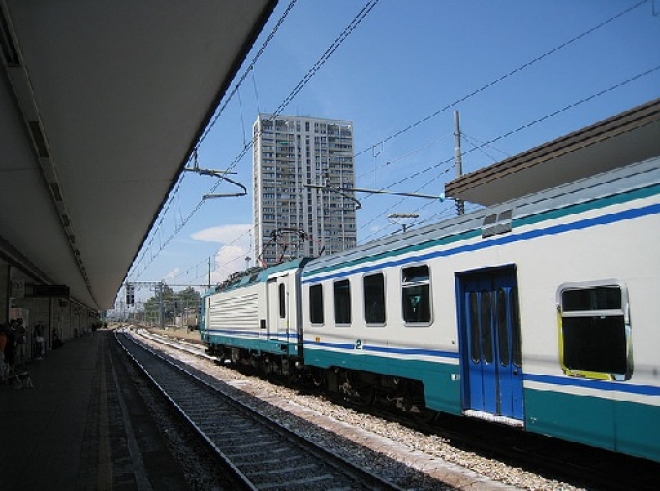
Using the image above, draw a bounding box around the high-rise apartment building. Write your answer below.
[253,114,357,266]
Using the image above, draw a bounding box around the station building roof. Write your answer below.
[445,98,660,207]
[0,1,277,310]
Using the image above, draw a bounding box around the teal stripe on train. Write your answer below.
[206,332,297,356]
[525,388,660,462]
[303,346,461,415]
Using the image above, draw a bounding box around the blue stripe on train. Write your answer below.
[303,202,660,284]
[303,340,459,359]
[525,373,660,397]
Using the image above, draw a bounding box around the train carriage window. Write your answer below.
[309,284,324,324]
[279,283,286,318]
[402,265,431,324]
[497,289,509,366]
[334,279,351,325]
[364,273,386,325]
[481,291,493,364]
[469,292,480,363]
[558,281,632,380]
[511,288,522,368]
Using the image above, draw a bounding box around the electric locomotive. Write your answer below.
[201,258,309,376]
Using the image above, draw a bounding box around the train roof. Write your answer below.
[304,156,660,275]
[207,257,310,295]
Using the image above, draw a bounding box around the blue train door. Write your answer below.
[457,266,523,422]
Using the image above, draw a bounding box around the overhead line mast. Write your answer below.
[454,110,464,216]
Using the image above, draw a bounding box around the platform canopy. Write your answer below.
[0,1,277,310]
[445,98,660,207]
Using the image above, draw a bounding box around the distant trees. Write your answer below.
[141,284,202,326]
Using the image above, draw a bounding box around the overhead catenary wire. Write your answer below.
[166,224,258,284]
[132,0,640,280]
[162,60,660,285]
[356,62,660,241]
[353,0,649,160]
[131,0,654,285]
[371,63,660,201]
[271,0,381,118]
[130,0,300,280]
[131,0,382,281]
[461,63,660,173]
[200,0,383,181]
[356,133,454,184]
[357,166,455,242]
[350,1,653,216]
[196,0,300,149]
[460,132,511,164]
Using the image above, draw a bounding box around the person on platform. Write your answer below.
[34,324,46,359]
[4,321,16,370]
[15,319,26,368]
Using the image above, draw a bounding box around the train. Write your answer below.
[200,156,660,463]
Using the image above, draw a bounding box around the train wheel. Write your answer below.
[354,385,375,406]
[414,407,437,424]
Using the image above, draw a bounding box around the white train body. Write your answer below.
[203,157,660,462]
[202,260,306,369]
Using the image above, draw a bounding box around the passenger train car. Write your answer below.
[201,156,660,463]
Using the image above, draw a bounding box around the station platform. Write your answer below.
[0,330,191,491]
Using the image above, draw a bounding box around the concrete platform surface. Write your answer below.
[0,330,191,491]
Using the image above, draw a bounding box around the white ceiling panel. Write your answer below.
[0,0,276,309]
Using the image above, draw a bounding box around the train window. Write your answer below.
[364,273,386,325]
[402,265,431,324]
[278,283,286,318]
[469,292,480,363]
[558,281,631,380]
[483,213,497,225]
[562,286,621,311]
[309,284,324,324]
[497,289,509,366]
[481,291,493,364]
[511,288,522,368]
[334,279,351,325]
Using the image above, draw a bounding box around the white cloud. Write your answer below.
[210,245,251,284]
[192,224,253,284]
[191,223,252,244]
[164,267,180,280]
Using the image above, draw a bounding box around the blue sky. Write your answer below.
[121,0,660,306]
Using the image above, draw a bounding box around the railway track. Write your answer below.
[116,330,407,491]
[135,327,660,491]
